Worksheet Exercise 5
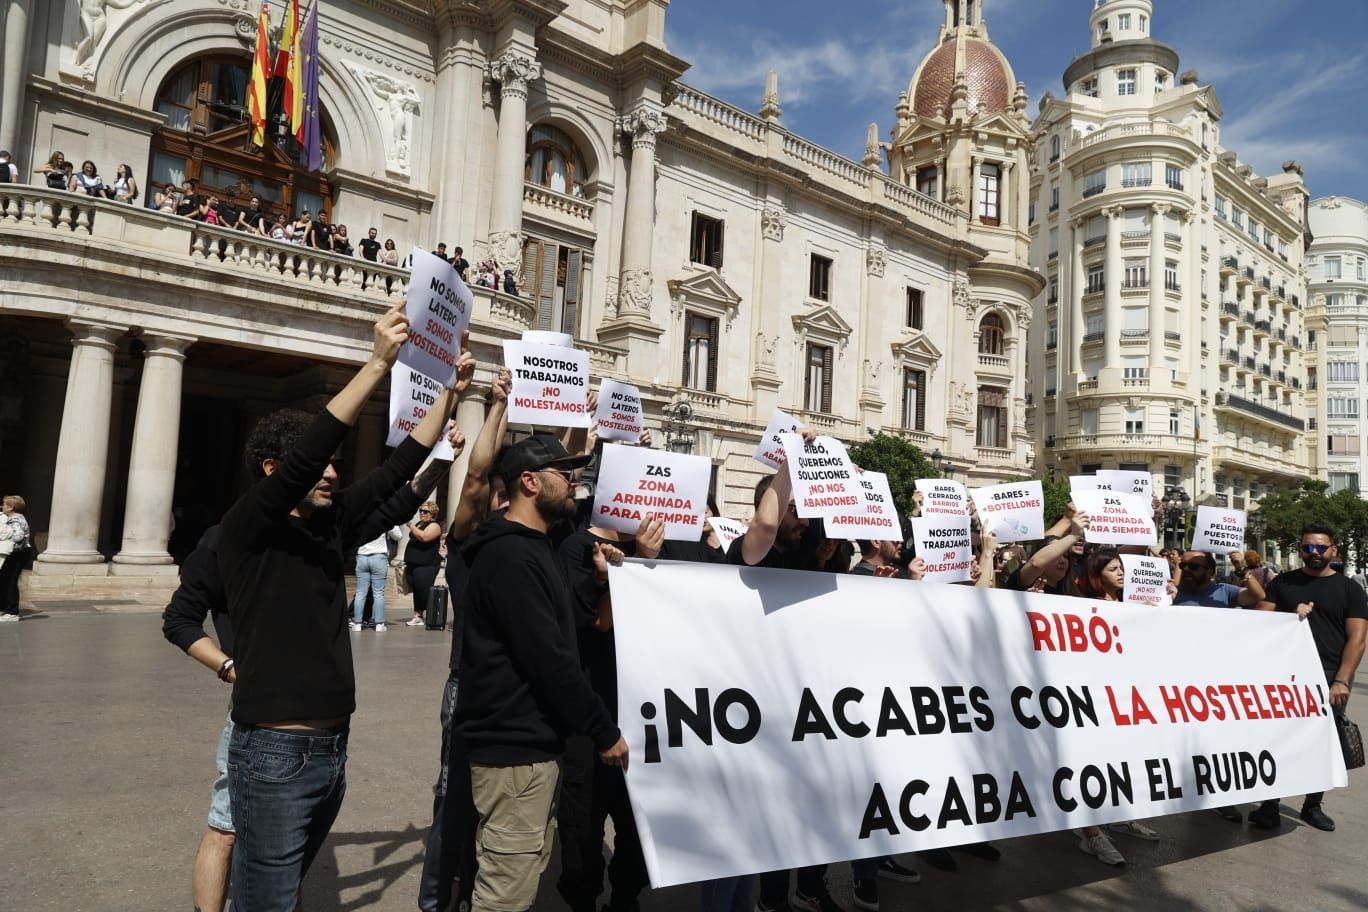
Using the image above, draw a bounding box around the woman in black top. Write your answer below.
[35,151,67,190]
[404,501,443,627]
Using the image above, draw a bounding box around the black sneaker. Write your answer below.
[792,881,846,912]
[1300,805,1336,831]
[851,878,878,912]
[918,848,956,871]
[1247,801,1282,830]
[876,858,921,884]
[959,841,1001,861]
[1215,805,1243,822]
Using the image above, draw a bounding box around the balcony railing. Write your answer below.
[1082,184,1107,198]
[978,353,1011,370]
[1122,279,1149,289]
[1220,256,1239,273]
[1215,392,1306,431]
[1084,235,1106,248]
[1121,177,1153,188]
[1083,331,1105,343]
[1120,329,1149,339]
[1222,349,1238,364]
[1221,302,1239,317]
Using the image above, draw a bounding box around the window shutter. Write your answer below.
[821,345,833,413]
[706,317,719,391]
[682,317,692,387]
[915,370,926,430]
[562,250,582,338]
[537,243,557,331]
[689,211,700,263]
[521,239,541,300]
[710,221,725,269]
[997,405,1008,448]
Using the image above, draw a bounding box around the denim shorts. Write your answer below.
[207,704,234,832]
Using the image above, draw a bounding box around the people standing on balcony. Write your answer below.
[307,214,333,251]
[155,182,180,213]
[235,196,268,235]
[270,214,289,241]
[0,151,20,182]
[474,260,499,289]
[359,227,381,263]
[202,196,222,226]
[176,180,206,219]
[502,267,519,296]
[451,246,470,283]
[292,210,313,245]
[35,151,67,190]
[381,238,400,294]
[432,242,450,263]
[106,163,137,203]
[71,160,104,196]
[332,224,354,257]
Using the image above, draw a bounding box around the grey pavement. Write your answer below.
[2,607,1367,911]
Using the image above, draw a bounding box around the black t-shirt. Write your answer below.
[453,256,470,278]
[1005,566,1064,596]
[405,521,442,567]
[359,238,381,261]
[176,194,205,218]
[560,529,633,718]
[334,237,354,256]
[725,534,807,570]
[659,538,725,564]
[309,222,333,248]
[1264,569,1368,677]
[432,250,450,262]
[240,207,267,232]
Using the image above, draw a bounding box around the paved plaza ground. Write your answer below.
[2,604,1367,911]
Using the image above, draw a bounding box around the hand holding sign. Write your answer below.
[592,443,710,540]
[754,410,801,470]
[910,515,973,583]
[780,434,860,519]
[594,378,646,442]
[915,479,970,517]
[969,481,1046,543]
[1191,506,1246,554]
[372,303,410,368]
[1071,490,1156,546]
[399,248,473,386]
[1121,554,1173,606]
[503,340,592,428]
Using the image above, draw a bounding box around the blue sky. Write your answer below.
[665,0,1368,203]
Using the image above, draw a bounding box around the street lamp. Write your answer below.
[662,400,695,454]
[1161,486,1191,550]
[930,448,954,479]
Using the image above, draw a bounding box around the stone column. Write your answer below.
[37,321,127,568]
[616,105,669,317]
[1,0,29,156]
[968,157,980,220]
[444,392,488,525]
[486,51,541,283]
[999,161,1013,227]
[1149,203,1169,369]
[1103,206,1123,368]
[112,334,195,571]
[1070,219,1085,376]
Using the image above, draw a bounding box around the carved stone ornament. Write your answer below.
[755,333,779,369]
[484,230,525,285]
[1018,299,1033,326]
[618,268,654,315]
[866,245,887,278]
[347,63,422,176]
[619,107,669,150]
[862,359,883,392]
[489,53,542,98]
[761,206,787,242]
[74,0,147,67]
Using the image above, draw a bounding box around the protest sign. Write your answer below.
[1098,469,1153,502]
[781,434,860,519]
[522,330,573,348]
[826,471,901,540]
[753,410,801,470]
[916,479,970,517]
[398,248,473,386]
[1069,474,1111,493]
[387,364,455,458]
[707,517,748,553]
[969,481,1045,543]
[1191,506,1247,555]
[1121,554,1173,606]
[609,560,1345,887]
[591,443,710,540]
[593,378,645,442]
[1072,490,1157,546]
[910,515,973,583]
[503,340,591,428]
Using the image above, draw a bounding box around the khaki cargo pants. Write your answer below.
[469,760,560,912]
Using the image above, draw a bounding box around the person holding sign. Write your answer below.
[455,436,629,912]
[1173,551,1264,609]
[1003,513,1090,595]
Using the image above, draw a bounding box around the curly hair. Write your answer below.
[244,409,314,479]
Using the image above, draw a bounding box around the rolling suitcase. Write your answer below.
[425,583,449,631]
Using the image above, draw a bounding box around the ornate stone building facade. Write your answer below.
[0,0,1036,589]
[1026,0,1312,513]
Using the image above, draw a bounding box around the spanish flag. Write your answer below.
[276,0,303,135]
[247,2,272,147]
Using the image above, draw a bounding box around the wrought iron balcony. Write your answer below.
[1215,392,1305,431]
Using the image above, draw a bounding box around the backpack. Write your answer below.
[0,162,12,184]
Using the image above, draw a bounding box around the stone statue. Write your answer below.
[355,67,422,174]
[618,268,654,314]
[755,333,778,369]
[76,0,144,65]
[863,359,882,390]
[761,205,787,242]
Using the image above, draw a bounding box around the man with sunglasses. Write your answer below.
[1173,551,1265,608]
[455,435,629,912]
[1252,523,1367,831]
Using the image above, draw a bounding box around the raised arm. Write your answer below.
[1019,513,1088,587]
[451,369,510,540]
[740,428,816,566]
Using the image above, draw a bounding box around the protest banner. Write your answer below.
[1071,490,1157,546]
[1121,554,1173,606]
[591,443,710,540]
[386,364,455,458]
[707,517,748,553]
[608,560,1346,887]
[826,471,901,540]
[593,378,645,442]
[969,481,1045,543]
[915,479,970,517]
[753,410,800,470]
[1191,506,1247,554]
[1098,469,1153,502]
[781,434,860,519]
[503,339,591,428]
[910,515,973,583]
[522,330,573,348]
[398,248,473,386]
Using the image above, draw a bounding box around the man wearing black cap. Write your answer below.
[455,434,629,912]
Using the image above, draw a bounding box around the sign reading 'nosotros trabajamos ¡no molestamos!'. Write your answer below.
[910,515,973,583]
[503,339,591,428]
[609,560,1347,888]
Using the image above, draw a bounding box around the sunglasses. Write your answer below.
[539,467,575,483]
[1301,543,1331,554]
[418,509,434,515]
[1178,561,1210,572]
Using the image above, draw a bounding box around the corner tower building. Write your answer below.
[1026,0,1312,524]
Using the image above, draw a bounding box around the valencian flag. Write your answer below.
[298,0,323,171]
[247,2,272,147]
[275,0,303,136]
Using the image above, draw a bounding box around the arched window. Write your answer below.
[978,313,1005,355]
[525,125,589,199]
[149,55,336,220]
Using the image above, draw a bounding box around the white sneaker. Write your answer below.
[0,612,18,623]
[1079,833,1125,865]
[349,621,362,631]
[406,616,426,627]
[375,623,387,633]
[1108,820,1161,841]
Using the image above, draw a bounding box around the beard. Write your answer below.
[1303,553,1330,569]
[534,485,576,524]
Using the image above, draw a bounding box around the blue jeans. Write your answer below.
[353,552,389,624]
[228,725,348,911]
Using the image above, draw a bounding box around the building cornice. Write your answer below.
[28,76,166,133]
[1062,39,1181,93]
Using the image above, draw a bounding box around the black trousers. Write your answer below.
[556,735,649,912]
[0,549,24,613]
[408,563,440,618]
[421,673,476,912]
[759,866,828,906]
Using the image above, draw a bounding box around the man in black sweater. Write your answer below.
[455,435,628,912]
[217,307,472,911]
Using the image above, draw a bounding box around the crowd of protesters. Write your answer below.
[136,305,1366,912]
